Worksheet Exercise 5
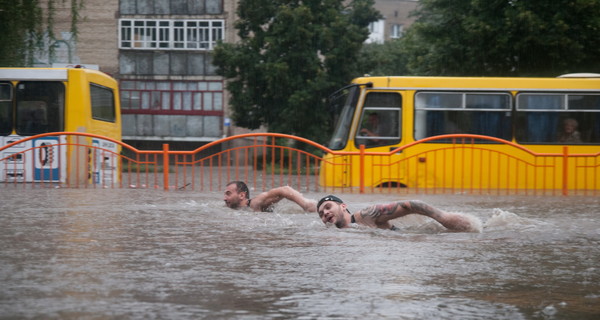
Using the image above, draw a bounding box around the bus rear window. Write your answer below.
[91,84,116,122]
[15,81,65,136]
[0,83,12,135]
[414,92,512,141]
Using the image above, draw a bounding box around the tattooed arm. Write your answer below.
[356,200,474,231]
[355,201,409,229]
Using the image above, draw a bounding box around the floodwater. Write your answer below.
[0,188,599,320]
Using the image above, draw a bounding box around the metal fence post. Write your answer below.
[562,146,568,196]
[359,144,365,194]
[163,143,170,191]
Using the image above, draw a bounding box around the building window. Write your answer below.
[119,19,224,51]
[391,24,403,39]
[120,0,223,15]
[120,80,223,115]
[366,20,385,44]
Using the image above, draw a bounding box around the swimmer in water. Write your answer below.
[224,181,317,212]
[316,195,479,232]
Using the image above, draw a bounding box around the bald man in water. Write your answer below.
[224,181,317,212]
[316,195,478,232]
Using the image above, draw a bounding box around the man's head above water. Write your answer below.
[223,181,250,209]
[317,195,343,210]
[317,195,353,228]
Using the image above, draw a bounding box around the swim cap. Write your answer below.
[317,195,344,211]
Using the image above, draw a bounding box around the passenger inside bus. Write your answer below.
[356,110,400,147]
[557,118,582,143]
[359,112,385,145]
[19,101,48,135]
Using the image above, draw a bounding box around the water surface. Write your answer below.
[1,188,599,319]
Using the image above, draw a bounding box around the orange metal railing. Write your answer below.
[349,134,599,196]
[165,133,328,193]
[1,132,598,196]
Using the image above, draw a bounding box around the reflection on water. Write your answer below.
[0,189,599,319]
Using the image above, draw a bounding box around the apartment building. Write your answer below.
[367,0,419,44]
[42,0,237,149]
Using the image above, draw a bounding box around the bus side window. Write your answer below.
[415,92,511,141]
[567,94,600,143]
[516,94,563,143]
[91,84,116,122]
[516,93,600,144]
[466,94,512,139]
[415,92,461,140]
[355,92,401,148]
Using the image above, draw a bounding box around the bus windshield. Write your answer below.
[327,85,360,150]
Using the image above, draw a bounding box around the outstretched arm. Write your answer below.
[250,186,316,212]
[357,200,475,232]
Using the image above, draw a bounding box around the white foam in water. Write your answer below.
[388,211,482,233]
[274,213,295,227]
[484,208,531,228]
[482,208,552,234]
[184,199,203,207]
[460,212,483,233]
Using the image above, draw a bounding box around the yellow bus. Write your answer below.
[0,67,122,184]
[320,75,600,191]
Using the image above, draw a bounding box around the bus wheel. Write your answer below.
[376,182,407,188]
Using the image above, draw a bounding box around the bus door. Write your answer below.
[353,91,402,187]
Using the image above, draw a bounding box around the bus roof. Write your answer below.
[352,76,600,91]
[0,68,68,81]
[557,73,600,78]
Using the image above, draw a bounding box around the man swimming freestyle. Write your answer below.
[224,181,317,212]
[316,195,478,232]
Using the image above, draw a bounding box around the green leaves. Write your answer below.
[213,0,379,143]
[399,0,600,76]
[0,0,84,67]
[0,0,42,66]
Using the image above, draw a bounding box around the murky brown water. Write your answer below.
[0,188,599,319]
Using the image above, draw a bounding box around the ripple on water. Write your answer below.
[0,189,599,319]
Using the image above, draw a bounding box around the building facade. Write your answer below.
[42,0,237,148]
[367,0,418,44]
